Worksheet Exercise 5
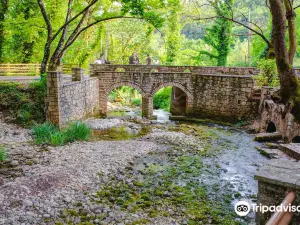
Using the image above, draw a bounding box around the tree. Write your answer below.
[268,0,300,121]
[166,0,181,65]
[37,0,164,74]
[200,0,234,66]
[191,0,300,121]
[0,0,8,62]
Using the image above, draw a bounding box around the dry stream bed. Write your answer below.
[0,117,269,225]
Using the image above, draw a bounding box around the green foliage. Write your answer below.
[200,0,234,66]
[131,98,142,106]
[50,132,66,146]
[32,121,91,146]
[153,87,172,111]
[0,147,7,161]
[166,0,181,65]
[254,59,279,87]
[108,86,142,107]
[63,122,91,142]
[32,122,58,144]
[0,76,46,126]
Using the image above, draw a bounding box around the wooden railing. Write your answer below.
[266,191,295,225]
[0,63,80,76]
[0,64,40,76]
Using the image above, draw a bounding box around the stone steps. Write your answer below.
[279,144,300,160]
[254,132,282,142]
[255,146,292,160]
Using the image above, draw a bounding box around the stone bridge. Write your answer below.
[90,64,260,121]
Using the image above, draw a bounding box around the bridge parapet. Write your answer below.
[90,64,260,76]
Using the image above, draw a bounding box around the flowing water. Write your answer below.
[108,109,171,123]
[103,109,269,223]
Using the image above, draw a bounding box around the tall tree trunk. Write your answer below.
[38,0,53,74]
[284,0,297,65]
[269,0,300,121]
[0,0,8,63]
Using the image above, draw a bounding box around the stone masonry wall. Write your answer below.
[91,64,260,75]
[59,77,99,125]
[257,87,300,142]
[192,74,257,121]
[46,71,99,126]
[91,65,259,122]
[255,160,300,224]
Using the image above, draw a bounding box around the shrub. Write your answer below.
[32,122,58,144]
[131,98,142,106]
[50,132,66,146]
[254,59,279,87]
[0,147,7,161]
[0,74,46,126]
[63,122,91,142]
[32,121,91,146]
[153,87,172,111]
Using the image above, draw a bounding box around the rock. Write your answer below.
[64,196,72,203]
[0,177,4,186]
[23,199,33,207]
[43,214,51,218]
[10,160,19,166]
[255,132,282,142]
[26,211,35,216]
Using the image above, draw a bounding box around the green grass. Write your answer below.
[32,122,58,144]
[0,147,7,161]
[32,121,91,146]
[63,121,91,142]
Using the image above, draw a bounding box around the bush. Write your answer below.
[63,121,91,142]
[32,121,91,146]
[131,98,142,106]
[0,147,7,161]
[254,59,279,87]
[50,132,66,146]
[153,87,172,111]
[0,74,46,126]
[32,122,58,144]
[108,86,142,106]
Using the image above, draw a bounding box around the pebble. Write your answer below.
[10,160,19,166]
[23,200,32,207]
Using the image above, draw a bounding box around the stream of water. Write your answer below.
[106,108,269,223]
[107,109,171,123]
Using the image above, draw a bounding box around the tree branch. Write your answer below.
[50,0,73,66]
[194,15,271,47]
[37,0,52,35]
[199,51,218,59]
[51,0,98,42]
[57,16,139,60]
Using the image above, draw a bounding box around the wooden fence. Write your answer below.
[0,63,79,76]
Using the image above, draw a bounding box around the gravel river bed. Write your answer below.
[0,116,270,225]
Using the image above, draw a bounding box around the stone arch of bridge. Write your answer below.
[151,82,192,99]
[105,81,147,98]
[101,81,154,118]
[151,82,193,116]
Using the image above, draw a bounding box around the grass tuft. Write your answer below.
[0,147,7,161]
[32,121,91,146]
[32,122,58,144]
[64,121,91,142]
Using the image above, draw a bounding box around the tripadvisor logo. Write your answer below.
[235,201,251,216]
